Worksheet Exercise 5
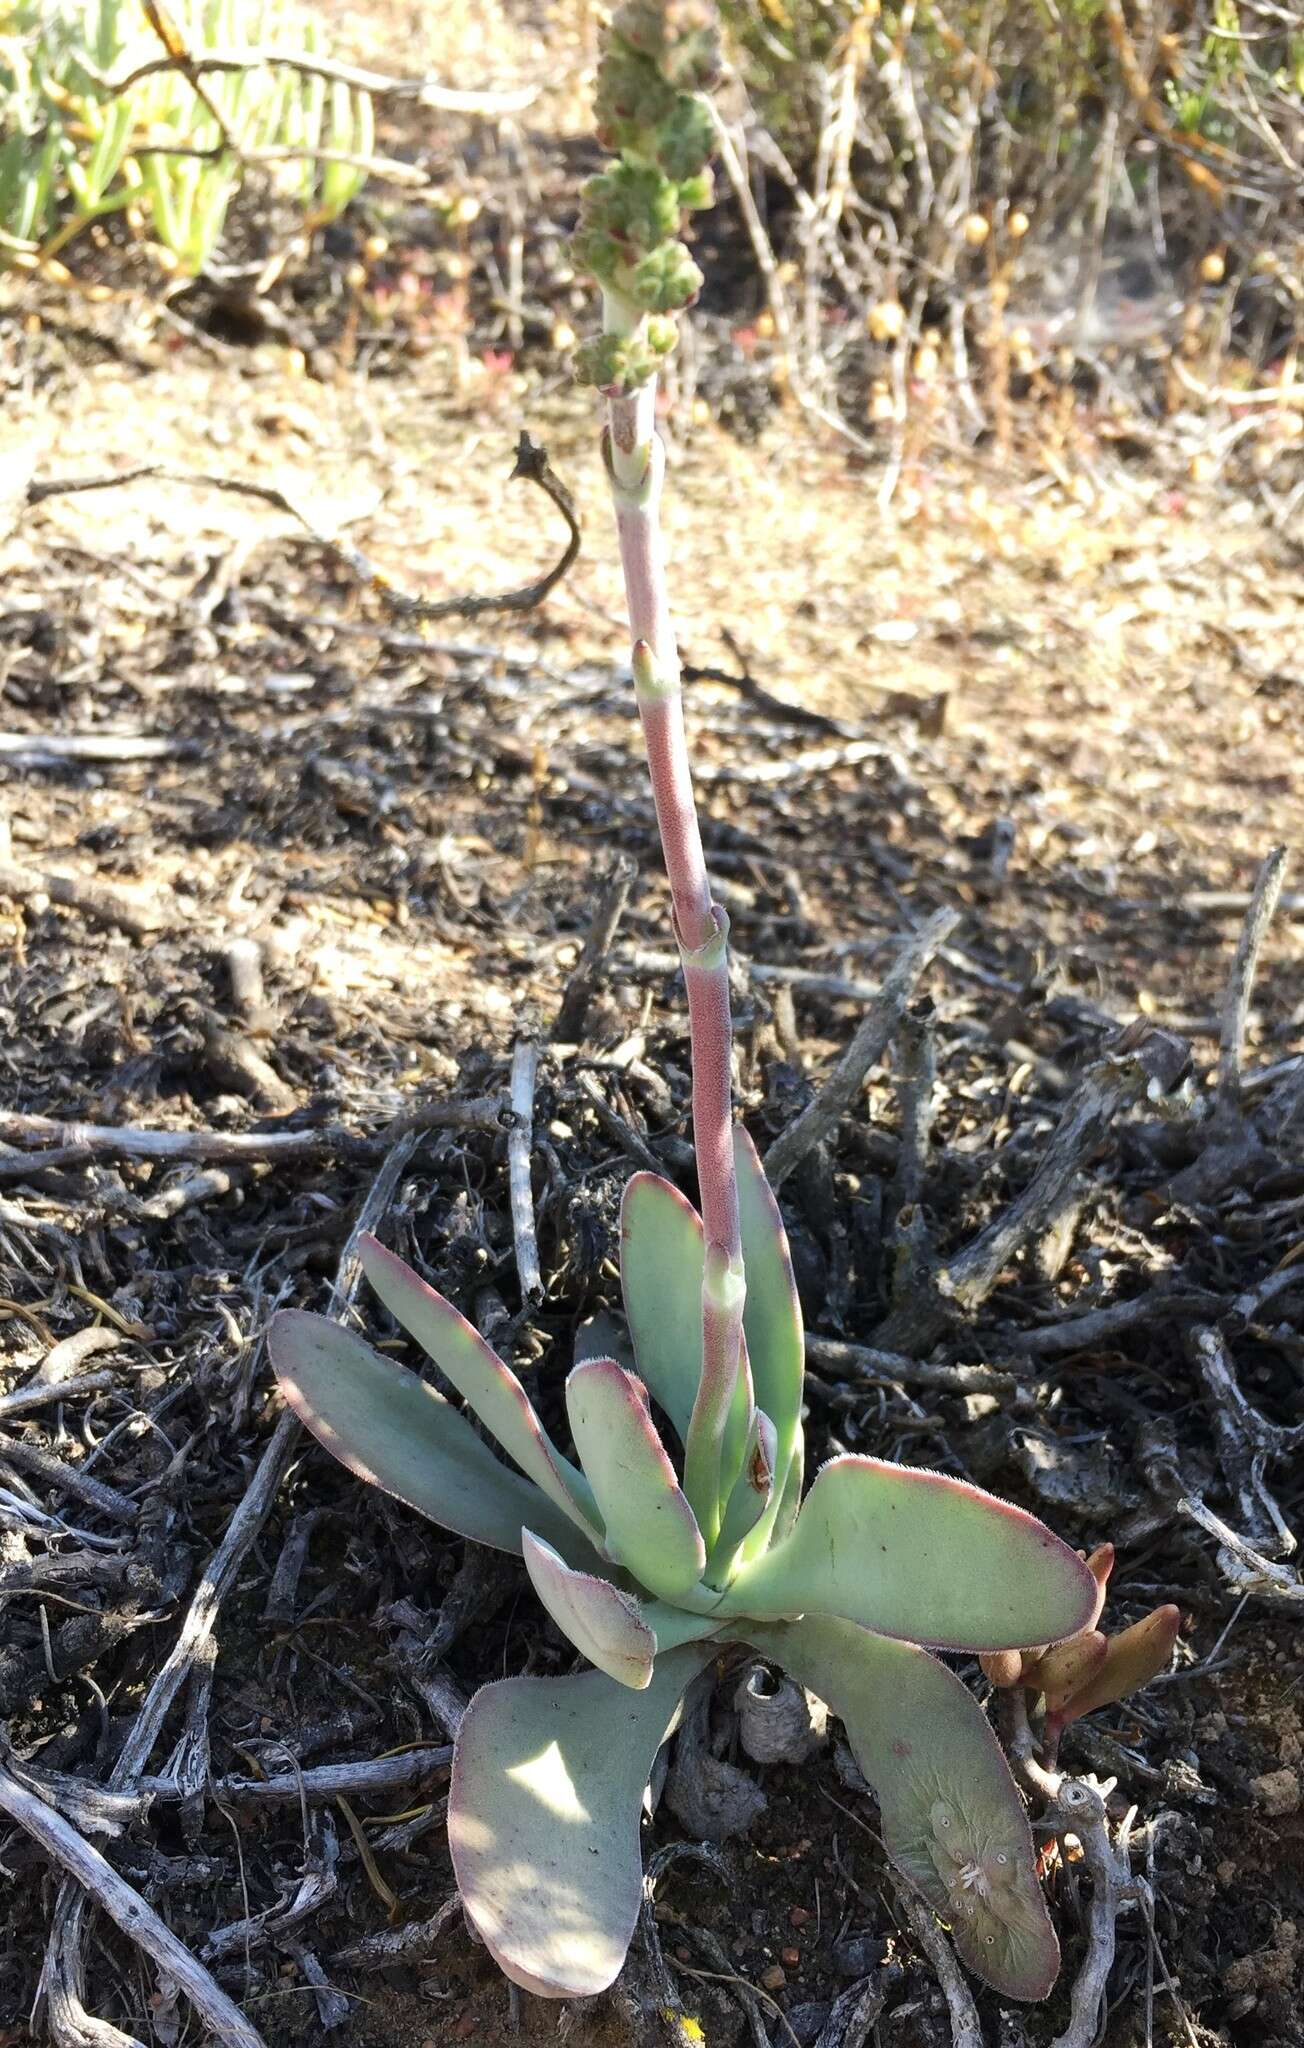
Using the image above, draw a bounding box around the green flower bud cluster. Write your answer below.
[573,0,720,392]
[572,317,679,392]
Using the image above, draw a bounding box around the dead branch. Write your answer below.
[1045,1780,1142,2048]
[0,1435,138,1524]
[812,1975,886,2048]
[222,937,267,1025]
[1185,1325,1300,1561]
[939,1045,1171,1316]
[0,859,167,938]
[876,1024,1189,1353]
[889,997,938,1223]
[0,1373,116,1422]
[101,45,536,115]
[1218,846,1288,1108]
[804,1334,1018,1396]
[765,910,958,1188]
[1138,1420,1303,1604]
[0,1093,509,1175]
[334,1894,462,1969]
[553,854,638,1043]
[142,1748,451,1809]
[572,1070,663,1175]
[25,431,580,623]
[508,1039,542,1305]
[895,1885,983,2048]
[0,734,186,765]
[0,1765,267,2048]
[1008,1284,1224,1356]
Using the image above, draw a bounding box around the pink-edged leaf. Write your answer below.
[733,1127,804,1511]
[268,1310,585,1560]
[449,1645,715,1996]
[522,1530,656,1689]
[620,1172,703,1443]
[748,1616,1060,2002]
[566,1358,705,1599]
[721,1454,1097,1651]
[359,1234,599,1540]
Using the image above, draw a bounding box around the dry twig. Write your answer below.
[765,910,958,1188]
[1,1765,267,2048]
[508,1039,542,1305]
[25,432,579,624]
[553,854,638,1043]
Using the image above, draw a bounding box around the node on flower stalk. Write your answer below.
[268,0,1102,2010]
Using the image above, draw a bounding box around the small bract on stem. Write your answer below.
[265,0,1180,2017]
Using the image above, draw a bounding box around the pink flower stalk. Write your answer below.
[603,364,744,1538]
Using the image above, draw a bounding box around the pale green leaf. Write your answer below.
[268,1310,586,1560]
[734,1126,804,1517]
[360,1234,599,1540]
[566,1358,705,1599]
[749,1616,1059,2001]
[450,1645,715,1996]
[723,1455,1097,1651]
[619,1172,703,1441]
[522,1530,656,1689]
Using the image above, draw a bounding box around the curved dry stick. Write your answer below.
[25,431,580,623]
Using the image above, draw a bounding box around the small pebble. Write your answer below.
[789,1905,812,1928]
[760,1964,787,1993]
[1251,1768,1300,1816]
[781,1945,801,1968]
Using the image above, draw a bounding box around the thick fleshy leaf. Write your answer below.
[722,1455,1097,1651]
[619,1173,703,1442]
[269,1311,584,1560]
[734,1128,804,1508]
[450,1645,716,1996]
[750,1429,804,1558]
[566,1358,706,1599]
[1056,1605,1181,1728]
[1083,1543,1115,1627]
[359,1234,599,1540]
[709,1408,777,1579]
[619,1173,753,1476]
[522,1530,656,1689]
[1023,1630,1108,1714]
[748,1616,1059,2001]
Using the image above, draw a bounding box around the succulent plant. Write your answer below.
[268,0,1102,2012]
[270,1146,1097,2001]
[0,0,372,276]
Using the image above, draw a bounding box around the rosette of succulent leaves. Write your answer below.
[269,0,1172,2015]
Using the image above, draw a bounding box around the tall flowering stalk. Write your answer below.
[267,2,1129,2007]
[574,1,744,1541]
